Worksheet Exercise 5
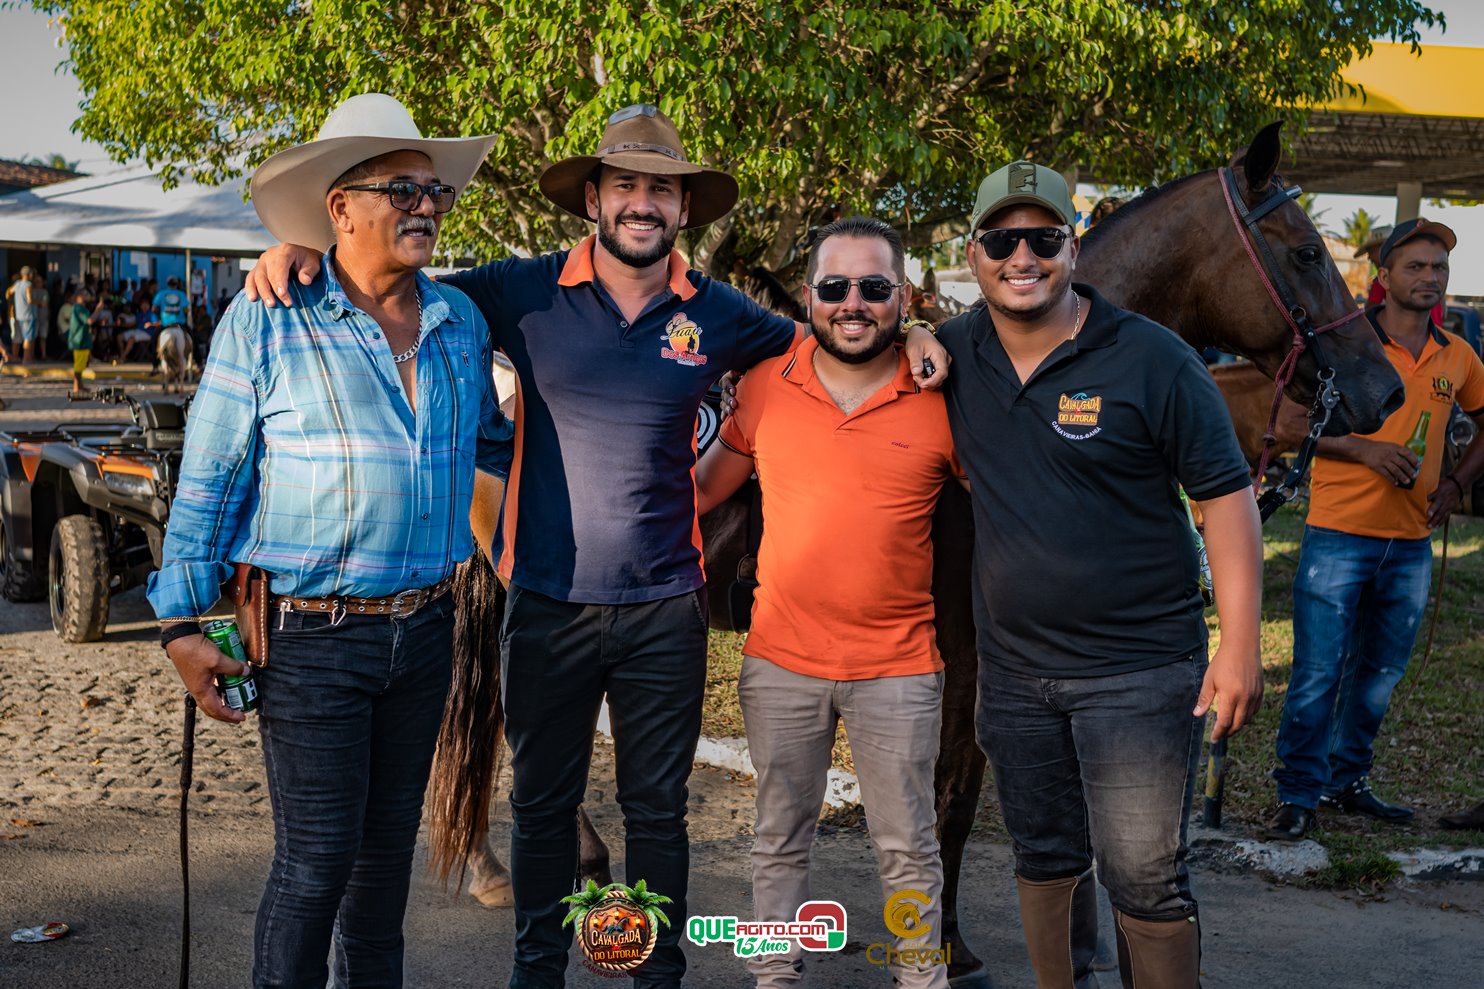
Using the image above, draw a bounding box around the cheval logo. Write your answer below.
[563,880,671,976]
[662,312,708,366]
[1052,391,1103,440]
[1432,374,1454,404]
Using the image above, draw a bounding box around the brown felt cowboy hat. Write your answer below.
[538,104,739,229]
[252,93,497,253]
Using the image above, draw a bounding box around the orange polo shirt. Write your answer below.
[718,337,964,680]
[1307,312,1484,540]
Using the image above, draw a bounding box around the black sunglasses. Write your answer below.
[975,226,1070,261]
[340,180,458,214]
[810,275,902,304]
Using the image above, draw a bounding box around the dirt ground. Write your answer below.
[3,378,1483,988]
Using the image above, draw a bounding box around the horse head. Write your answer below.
[1078,122,1404,436]
[1218,122,1403,434]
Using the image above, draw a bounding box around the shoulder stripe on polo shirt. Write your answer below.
[497,373,527,584]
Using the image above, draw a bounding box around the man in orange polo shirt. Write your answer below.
[1270,218,1484,840]
[696,216,961,989]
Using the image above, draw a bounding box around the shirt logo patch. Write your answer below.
[1052,391,1103,440]
[1432,374,1454,403]
[661,312,708,366]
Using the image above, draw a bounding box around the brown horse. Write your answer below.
[1209,361,1310,469]
[425,123,1405,988]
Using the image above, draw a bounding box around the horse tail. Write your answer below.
[425,550,506,885]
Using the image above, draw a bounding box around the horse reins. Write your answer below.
[1216,166,1364,521]
[1205,166,1366,828]
[179,694,197,989]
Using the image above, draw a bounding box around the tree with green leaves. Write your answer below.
[1343,206,1382,250]
[24,152,79,171]
[31,0,1439,281]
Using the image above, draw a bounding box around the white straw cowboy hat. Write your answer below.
[251,93,497,253]
[539,103,738,229]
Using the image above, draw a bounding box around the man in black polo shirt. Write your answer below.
[935,162,1262,988]
[246,103,949,989]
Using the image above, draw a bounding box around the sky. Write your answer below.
[2,3,1483,290]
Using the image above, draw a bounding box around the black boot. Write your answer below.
[1322,777,1413,821]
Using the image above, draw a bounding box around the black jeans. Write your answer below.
[502,583,709,989]
[253,595,455,988]
[975,654,1206,922]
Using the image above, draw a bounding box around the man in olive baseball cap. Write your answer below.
[938,155,1262,989]
[969,160,1077,232]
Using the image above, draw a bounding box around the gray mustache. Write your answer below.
[398,218,437,236]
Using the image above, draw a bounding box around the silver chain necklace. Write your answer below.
[1068,291,1084,340]
[391,290,423,364]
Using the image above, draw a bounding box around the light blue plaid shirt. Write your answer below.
[146,254,512,621]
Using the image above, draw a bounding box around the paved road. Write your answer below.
[3,380,1482,987]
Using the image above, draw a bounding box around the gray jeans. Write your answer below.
[739,656,949,989]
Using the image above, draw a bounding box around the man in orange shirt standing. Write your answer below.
[1270,219,1484,840]
[696,217,961,989]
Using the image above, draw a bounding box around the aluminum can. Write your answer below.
[202,618,259,712]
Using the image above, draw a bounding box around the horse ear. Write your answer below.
[1239,121,1284,193]
[922,267,938,294]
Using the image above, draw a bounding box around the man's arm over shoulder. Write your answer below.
[145,298,266,622]
[449,289,514,479]
[698,367,769,515]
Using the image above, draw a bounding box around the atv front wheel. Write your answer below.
[50,515,110,642]
[1,514,45,602]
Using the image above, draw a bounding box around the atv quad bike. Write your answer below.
[0,388,187,642]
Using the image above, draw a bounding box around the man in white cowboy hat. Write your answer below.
[246,101,948,989]
[148,92,512,988]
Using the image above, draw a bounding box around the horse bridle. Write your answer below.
[1216,166,1364,520]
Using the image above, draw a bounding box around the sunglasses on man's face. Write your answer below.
[340,180,458,214]
[975,226,1070,261]
[810,275,902,304]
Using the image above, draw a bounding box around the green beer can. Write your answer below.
[202,618,259,713]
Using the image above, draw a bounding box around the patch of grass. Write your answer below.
[1209,505,1484,853]
[1304,832,1402,893]
[702,630,746,738]
[701,505,1484,859]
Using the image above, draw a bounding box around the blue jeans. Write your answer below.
[501,584,708,989]
[1273,526,1431,809]
[252,595,455,988]
[976,655,1206,922]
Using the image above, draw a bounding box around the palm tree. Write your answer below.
[1343,208,1380,251]
[624,879,673,931]
[560,878,609,929]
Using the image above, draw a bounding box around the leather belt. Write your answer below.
[272,574,455,622]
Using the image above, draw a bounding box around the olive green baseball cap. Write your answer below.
[970,161,1076,232]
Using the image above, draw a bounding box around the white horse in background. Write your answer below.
[158,325,194,394]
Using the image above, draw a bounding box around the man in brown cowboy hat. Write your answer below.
[153,92,512,987]
[247,101,949,989]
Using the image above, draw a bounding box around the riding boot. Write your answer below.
[1111,910,1201,989]
[1015,869,1100,988]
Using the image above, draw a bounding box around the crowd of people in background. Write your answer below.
[0,270,227,368]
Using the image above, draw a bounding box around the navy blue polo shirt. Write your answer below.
[445,235,798,604]
[937,284,1251,678]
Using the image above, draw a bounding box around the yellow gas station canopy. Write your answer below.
[1288,42,1484,198]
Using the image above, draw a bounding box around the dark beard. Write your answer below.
[813,311,899,365]
[597,210,678,268]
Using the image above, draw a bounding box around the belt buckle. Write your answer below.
[390,588,424,619]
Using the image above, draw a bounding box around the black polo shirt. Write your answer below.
[937,284,1251,678]
[446,236,798,604]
